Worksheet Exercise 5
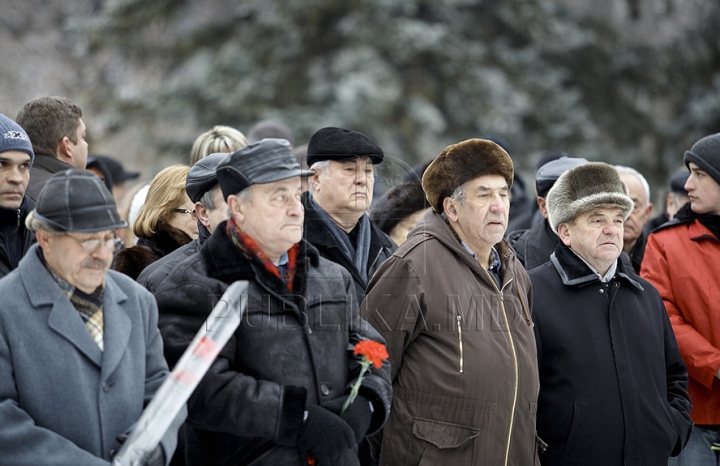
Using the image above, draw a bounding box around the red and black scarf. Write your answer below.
[225,218,299,292]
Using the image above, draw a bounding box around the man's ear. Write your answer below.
[557,223,572,247]
[443,197,459,222]
[537,197,549,219]
[226,195,245,223]
[35,230,52,250]
[57,137,73,162]
[194,201,211,229]
[309,169,321,191]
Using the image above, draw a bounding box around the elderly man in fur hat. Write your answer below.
[360,139,539,465]
[530,162,692,465]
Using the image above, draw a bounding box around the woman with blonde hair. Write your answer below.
[112,165,197,279]
[189,125,248,165]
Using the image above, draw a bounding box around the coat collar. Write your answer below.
[409,209,519,287]
[201,221,319,299]
[31,153,73,174]
[550,243,643,290]
[19,244,131,371]
[301,192,395,252]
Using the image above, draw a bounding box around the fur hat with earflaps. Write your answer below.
[546,162,634,233]
[422,139,514,213]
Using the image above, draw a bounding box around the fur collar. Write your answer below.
[550,243,643,290]
[138,221,193,257]
[201,221,320,300]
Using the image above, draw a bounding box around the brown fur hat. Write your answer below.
[421,139,514,213]
[546,162,633,233]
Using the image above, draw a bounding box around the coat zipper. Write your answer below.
[496,285,519,466]
[482,271,519,466]
[456,314,464,373]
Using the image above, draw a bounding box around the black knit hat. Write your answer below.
[306,127,384,167]
[29,169,127,232]
[684,133,720,185]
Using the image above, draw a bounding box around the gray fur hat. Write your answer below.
[546,162,633,233]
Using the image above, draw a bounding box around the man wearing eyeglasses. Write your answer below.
[0,169,184,465]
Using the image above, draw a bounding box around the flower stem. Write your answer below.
[342,360,370,414]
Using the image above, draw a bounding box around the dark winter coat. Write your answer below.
[360,209,540,466]
[507,217,559,270]
[530,243,692,466]
[154,222,392,466]
[112,221,192,280]
[626,230,648,274]
[0,195,35,278]
[136,223,210,293]
[301,192,396,305]
[26,153,73,201]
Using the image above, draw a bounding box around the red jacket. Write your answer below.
[641,217,720,425]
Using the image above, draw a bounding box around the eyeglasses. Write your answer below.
[65,235,122,253]
[174,208,197,219]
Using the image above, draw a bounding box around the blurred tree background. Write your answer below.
[1,0,720,204]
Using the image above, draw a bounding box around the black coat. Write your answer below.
[0,195,36,278]
[111,221,192,280]
[529,244,692,466]
[137,223,211,293]
[301,192,396,305]
[26,153,73,201]
[507,217,559,271]
[154,223,392,466]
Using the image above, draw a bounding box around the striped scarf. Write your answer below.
[226,218,299,293]
[39,249,105,350]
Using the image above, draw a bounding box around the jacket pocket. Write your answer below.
[409,417,480,465]
[563,402,586,457]
[412,417,480,449]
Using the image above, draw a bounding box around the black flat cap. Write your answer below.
[216,138,313,200]
[535,156,588,197]
[186,152,228,203]
[31,169,127,232]
[669,171,689,194]
[306,127,384,167]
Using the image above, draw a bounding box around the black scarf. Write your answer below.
[675,203,720,239]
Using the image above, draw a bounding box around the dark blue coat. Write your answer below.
[530,244,692,466]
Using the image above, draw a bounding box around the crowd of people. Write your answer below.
[0,94,719,466]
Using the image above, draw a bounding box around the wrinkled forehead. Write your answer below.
[467,174,510,191]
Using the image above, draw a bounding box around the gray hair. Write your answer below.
[198,184,221,211]
[25,211,59,233]
[226,185,253,218]
[615,165,651,204]
[310,160,330,173]
[440,183,467,220]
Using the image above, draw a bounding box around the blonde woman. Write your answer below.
[189,125,248,165]
[112,165,196,279]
